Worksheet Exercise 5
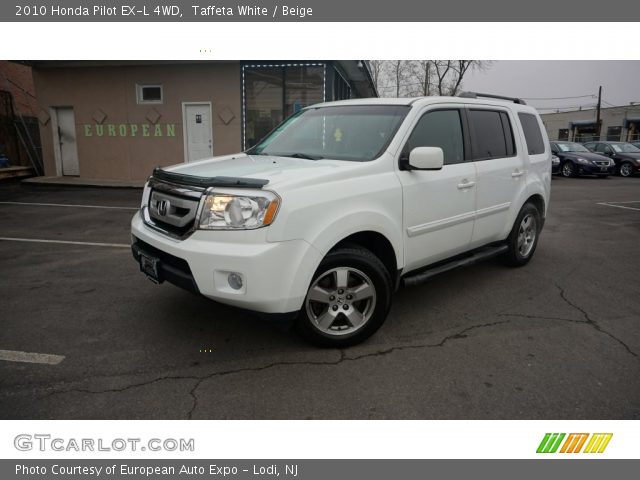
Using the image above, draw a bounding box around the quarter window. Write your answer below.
[403,109,465,165]
[518,112,545,155]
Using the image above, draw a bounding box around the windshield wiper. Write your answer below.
[284,152,325,160]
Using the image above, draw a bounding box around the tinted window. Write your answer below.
[518,112,545,155]
[500,112,516,156]
[469,110,511,160]
[403,109,465,165]
[594,143,606,153]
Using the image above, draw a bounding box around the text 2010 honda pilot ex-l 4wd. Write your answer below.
[132,92,551,347]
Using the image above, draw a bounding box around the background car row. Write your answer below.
[550,141,640,178]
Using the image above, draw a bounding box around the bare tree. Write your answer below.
[412,60,433,97]
[432,60,493,96]
[432,60,453,96]
[368,60,385,95]
[371,60,492,98]
[384,60,412,97]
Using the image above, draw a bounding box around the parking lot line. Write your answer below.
[0,237,130,248]
[597,202,640,212]
[0,201,138,210]
[0,349,65,365]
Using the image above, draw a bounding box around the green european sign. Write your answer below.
[83,124,176,138]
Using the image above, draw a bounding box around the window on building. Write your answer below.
[606,126,622,141]
[284,66,324,117]
[244,64,326,149]
[469,109,515,160]
[518,112,545,155]
[403,110,465,165]
[136,84,163,104]
[333,70,351,101]
[558,128,569,141]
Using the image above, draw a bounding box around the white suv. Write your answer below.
[131,93,551,346]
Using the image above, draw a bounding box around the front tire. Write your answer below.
[297,246,392,347]
[561,162,575,177]
[503,203,541,267]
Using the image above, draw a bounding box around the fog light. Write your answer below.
[228,273,243,290]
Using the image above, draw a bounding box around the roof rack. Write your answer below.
[458,91,527,105]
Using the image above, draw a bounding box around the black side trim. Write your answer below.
[132,237,200,294]
[401,244,508,287]
[153,168,269,189]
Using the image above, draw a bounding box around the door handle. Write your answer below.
[511,170,525,178]
[457,180,475,189]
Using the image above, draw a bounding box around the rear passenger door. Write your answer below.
[396,107,477,272]
[467,107,525,247]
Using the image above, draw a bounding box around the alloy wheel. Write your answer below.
[305,267,377,336]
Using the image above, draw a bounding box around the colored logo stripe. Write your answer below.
[537,433,613,453]
[560,433,589,453]
[536,433,566,453]
[583,433,613,453]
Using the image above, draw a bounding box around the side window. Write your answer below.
[469,109,511,160]
[500,112,516,156]
[403,109,465,165]
[517,112,545,155]
[594,143,606,153]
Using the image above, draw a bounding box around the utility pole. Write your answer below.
[596,85,602,140]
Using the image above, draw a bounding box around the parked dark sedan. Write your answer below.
[550,141,615,178]
[584,141,640,177]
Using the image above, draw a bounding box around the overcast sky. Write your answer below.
[463,61,640,113]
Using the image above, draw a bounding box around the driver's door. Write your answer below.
[396,107,477,273]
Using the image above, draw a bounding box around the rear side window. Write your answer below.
[403,109,465,165]
[518,112,545,155]
[469,110,515,160]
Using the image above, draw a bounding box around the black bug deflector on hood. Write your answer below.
[152,167,269,189]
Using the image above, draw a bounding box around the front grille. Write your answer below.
[594,161,610,166]
[143,178,203,239]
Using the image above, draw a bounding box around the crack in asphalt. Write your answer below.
[39,320,510,419]
[498,283,638,358]
[498,284,638,360]
[554,283,638,359]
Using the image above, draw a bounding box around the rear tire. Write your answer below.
[503,203,541,267]
[296,246,392,347]
[619,162,633,177]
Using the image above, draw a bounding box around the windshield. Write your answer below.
[611,143,640,153]
[554,142,589,153]
[249,105,410,162]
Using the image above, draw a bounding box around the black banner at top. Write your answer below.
[5,0,640,21]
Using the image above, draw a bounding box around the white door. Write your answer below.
[54,107,79,176]
[396,108,477,272]
[467,108,526,247]
[184,103,213,162]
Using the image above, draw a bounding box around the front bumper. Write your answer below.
[577,163,614,175]
[131,211,321,314]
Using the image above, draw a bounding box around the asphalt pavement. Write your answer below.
[0,176,638,419]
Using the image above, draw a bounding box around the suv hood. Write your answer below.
[162,153,356,190]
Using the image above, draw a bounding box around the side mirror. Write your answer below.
[551,150,558,155]
[408,147,444,170]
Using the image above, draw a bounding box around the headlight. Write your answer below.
[199,190,280,230]
[552,156,560,165]
[575,157,589,164]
